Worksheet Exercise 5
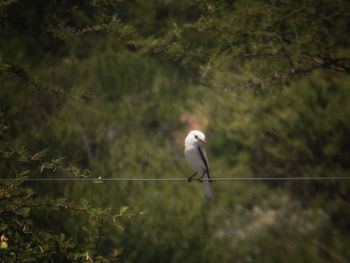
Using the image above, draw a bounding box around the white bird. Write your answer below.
[184,130,213,201]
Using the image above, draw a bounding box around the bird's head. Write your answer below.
[185,130,206,147]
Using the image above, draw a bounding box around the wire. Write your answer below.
[1,177,350,182]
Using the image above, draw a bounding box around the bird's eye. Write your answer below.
[194,135,198,139]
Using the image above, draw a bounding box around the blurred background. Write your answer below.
[1,0,350,262]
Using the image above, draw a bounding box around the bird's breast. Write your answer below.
[184,146,206,172]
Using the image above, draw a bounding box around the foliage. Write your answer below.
[131,0,350,89]
[0,130,139,262]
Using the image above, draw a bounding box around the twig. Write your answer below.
[310,56,350,73]
[312,239,346,263]
[276,33,296,72]
[15,241,20,263]
[298,228,346,263]
[93,216,104,261]
[0,61,93,101]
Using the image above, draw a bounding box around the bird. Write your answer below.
[184,130,214,201]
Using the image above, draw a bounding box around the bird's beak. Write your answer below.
[199,139,206,144]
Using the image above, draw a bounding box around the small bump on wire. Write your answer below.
[1,177,350,182]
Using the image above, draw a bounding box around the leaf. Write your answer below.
[39,245,44,253]
[59,233,65,242]
[0,241,8,250]
[31,149,49,161]
[19,207,30,217]
[85,251,92,261]
[111,248,123,257]
[116,224,124,231]
[119,206,128,214]
[19,170,30,176]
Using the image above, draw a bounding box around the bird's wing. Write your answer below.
[197,146,210,178]
[197,146,213,201]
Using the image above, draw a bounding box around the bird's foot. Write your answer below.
[187,172,198,183]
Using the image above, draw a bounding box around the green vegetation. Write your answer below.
[1,0,349,262]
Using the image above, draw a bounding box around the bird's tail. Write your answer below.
[202,172,214,202]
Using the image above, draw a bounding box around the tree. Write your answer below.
[1,0,350,262]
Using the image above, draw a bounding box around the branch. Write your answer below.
[312,239,346,263]
[298,229,346,263]
[14,241,20,263]
[93,216,104,261]
[310,56,350,73]
[276,33,296,72]
[0,61,94,101]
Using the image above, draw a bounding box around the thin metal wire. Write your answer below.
[1,177,350,182]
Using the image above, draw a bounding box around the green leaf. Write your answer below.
[31,149,49,161]
[0,241,8,250]
[19,207,30,217]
